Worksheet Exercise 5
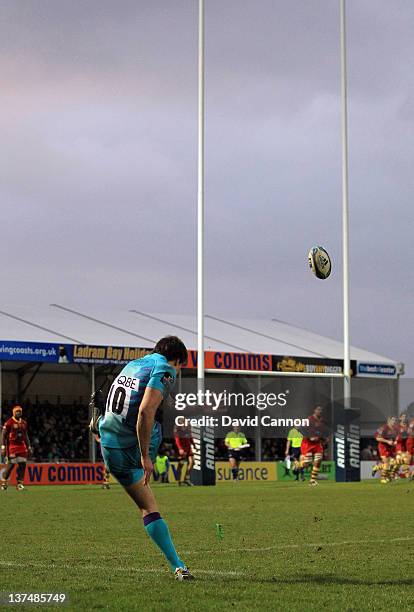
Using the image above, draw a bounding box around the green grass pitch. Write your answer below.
[1,480,413,611]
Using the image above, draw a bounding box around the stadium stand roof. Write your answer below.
[0,304,398,365]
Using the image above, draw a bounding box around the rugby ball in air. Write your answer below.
[308,246,332,279]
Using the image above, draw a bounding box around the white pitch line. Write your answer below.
[184,535,414,555]
[0,561,243,577]
[1,537,413,578]
[1,537,412,577]
[244,536,414,553]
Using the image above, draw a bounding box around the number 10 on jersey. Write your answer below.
[106,376,140,418]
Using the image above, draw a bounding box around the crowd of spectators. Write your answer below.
[261,439,286,460]
[360,441,379,460]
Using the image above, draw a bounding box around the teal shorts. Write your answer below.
[101,422,162,487]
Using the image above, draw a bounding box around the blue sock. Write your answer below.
[232,468,238,480]
[143,512,184,572]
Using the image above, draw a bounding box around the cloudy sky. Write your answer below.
[1,1,413,374]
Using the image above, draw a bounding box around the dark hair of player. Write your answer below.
[153,336,188,365]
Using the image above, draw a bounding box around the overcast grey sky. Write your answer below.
[1,1,413,373]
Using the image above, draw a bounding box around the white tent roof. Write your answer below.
[0,304,397,364]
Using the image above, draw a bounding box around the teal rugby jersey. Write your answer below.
[99,353,176,449]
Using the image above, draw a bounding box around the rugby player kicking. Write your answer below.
[90,336,194,581]
[1,405,32,491]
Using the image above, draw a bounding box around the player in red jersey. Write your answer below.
[390,413,411,479]
[0,406,32,491]
[406,417,414,479]
[299,406,327,487]
[373,416,397,483]
[174,421,194,486]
